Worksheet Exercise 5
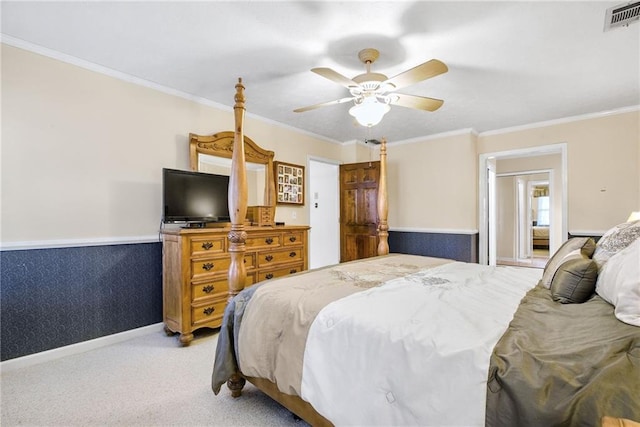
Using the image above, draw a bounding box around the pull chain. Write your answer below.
[366,126,373,166]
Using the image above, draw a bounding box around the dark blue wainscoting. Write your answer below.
[389,231,479,263]
[1,242,163,361]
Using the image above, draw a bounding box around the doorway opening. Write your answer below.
[479,143,567,266]
[495,172,551,269]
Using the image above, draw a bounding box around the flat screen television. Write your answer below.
[162,168,230,225]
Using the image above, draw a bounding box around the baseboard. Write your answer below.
[0,323,164,372]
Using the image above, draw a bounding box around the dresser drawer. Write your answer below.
[245,234,281,249]
[191,299,226,327]
[283,231,304,246]
[258,247,303,267]
[258,263,304,281]
[190,236,226,257]
[192,277,228,302]
[192,271,257,302]
[191,254,255,280]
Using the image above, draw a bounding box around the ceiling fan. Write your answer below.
[294,48,448,127]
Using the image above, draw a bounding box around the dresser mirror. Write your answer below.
[189,131,276,215]
[197,155,266,205]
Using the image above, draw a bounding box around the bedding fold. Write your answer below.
[486,285,640,426]
[300,261,541,426]
[237,254,452,396]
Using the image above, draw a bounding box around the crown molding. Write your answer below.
[0,35,342,145]
[3,35,637,147]
[390,128,478,146]
[479,105,640,137]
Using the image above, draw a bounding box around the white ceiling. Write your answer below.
[2,1,639,144]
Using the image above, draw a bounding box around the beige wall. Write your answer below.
[1,44,341,243]
[387,132,477,231]
[340,140,377,164]
[479,111,640,232]
[3,43,639,245]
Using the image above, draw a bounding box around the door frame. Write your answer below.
[527,178,551,258]
[479,143,567,265]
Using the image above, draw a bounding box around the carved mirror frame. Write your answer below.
[189,131,276,217]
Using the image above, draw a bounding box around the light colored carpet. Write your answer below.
[0,329,308,426]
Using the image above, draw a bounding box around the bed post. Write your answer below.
[228,78,248,301]
[377,138,389,256]
[227,78,248,398]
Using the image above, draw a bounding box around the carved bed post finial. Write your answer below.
[377,138,389,256]
[228,78,248,302]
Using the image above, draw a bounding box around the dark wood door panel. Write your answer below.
[340,161,380,262]
[360,187,377,224]
[343,233,379,262]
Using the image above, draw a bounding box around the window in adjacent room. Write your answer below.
[537,196,550,226]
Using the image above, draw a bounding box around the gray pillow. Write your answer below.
[541,237,596,288]
[551,258,598,304]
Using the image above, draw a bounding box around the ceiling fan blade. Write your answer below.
[383,59,448,91]
[293,97,355,113]
[311,68,359,89]
[390,93,444,112]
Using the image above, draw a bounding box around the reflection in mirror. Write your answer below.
[198,154,266,206]
[189,131,276,225]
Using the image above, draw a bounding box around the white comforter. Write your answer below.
[300,262,542,426]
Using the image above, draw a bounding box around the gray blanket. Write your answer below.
[211,283,262,395]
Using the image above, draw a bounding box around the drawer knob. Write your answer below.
[290,269,297,274]
[265,255,274,262]
[203,307,215,315]
[202,285,214,293]
[202,262,214,271]
[201,242,213,250]
[265,238,274,244]
[265,273,274,280]
[289,252,296,257]
[289,236,297,242]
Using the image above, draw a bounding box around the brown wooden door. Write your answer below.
[340,161,380,262]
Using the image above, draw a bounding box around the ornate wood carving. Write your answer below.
[377,138,389,256]
[227,78,248,302]
[189,134,273,165]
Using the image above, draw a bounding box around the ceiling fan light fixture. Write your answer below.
[349,98,390,127]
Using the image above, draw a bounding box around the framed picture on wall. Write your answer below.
[274,161,304,205]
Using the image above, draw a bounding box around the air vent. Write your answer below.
[604,1,640,31]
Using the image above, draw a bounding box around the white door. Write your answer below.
[309,159,340,269]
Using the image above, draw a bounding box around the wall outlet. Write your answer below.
[291,211,297,219]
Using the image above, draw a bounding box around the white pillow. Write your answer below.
[595,237,640,327]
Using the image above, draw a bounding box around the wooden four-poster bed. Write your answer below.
[211,79,640,426]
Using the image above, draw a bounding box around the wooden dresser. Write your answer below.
[161,225,309,345]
